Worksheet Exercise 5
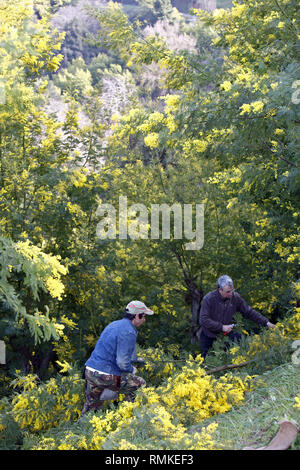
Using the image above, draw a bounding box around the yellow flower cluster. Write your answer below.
[162,94,181,134]
[70,168,88,188]
[183,139,208,154]
[163,94,181,109]
[220,80,232,92]
[229,307,300,365]
[15,239,67,301]
[138,112,164,133]
[207,167,242,188]
[276,308,300,339]
[137,346,176,385]
[240,100,264,115]
[294,395,300,411]
[231,2,247,17]
[52,315,77,362]
[25,350,256,450]
[144,132,160,149]
[11,370,83,432]
[12,373,38,392]
[151,361,254,424]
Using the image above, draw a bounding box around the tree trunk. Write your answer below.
[170,246,203,343]
[185,278,203,344]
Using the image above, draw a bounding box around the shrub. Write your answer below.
[21,355,254,450]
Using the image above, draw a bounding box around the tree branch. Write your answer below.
[263,141,298,167]
[206,360,253,374]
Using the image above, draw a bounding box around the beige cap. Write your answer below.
[126,300,154,315]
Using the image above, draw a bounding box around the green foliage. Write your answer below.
[53,57,93,100]
[34,0,75,17]
[191,362,300,450]
[0,0,107,374]
[1,307,299,450]
[92,0,299,317]
[0,236,67,344]
[136,0,180,24]
[0,0,299,450]
[204,307,300,375]
[0,364,84,449]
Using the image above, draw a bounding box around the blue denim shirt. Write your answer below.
[85,318,138,375]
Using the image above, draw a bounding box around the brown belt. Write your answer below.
[113,375,121,388]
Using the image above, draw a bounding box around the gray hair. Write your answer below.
[217,275,233,290]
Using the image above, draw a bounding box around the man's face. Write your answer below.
[132,313,146,327]
[219,285,234,299]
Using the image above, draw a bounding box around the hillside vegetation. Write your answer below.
[0,0,299,450]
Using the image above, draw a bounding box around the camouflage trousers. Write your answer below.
[80,368,146,416]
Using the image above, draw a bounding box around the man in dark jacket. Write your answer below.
[80,300,153,416]
[199,275,275,358]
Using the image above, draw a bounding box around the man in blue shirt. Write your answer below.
[80,300,153,416]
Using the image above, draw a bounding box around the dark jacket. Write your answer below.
[199,289,269,338]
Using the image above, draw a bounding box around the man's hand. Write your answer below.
[136,357,146,368]
[132,366,137,375]
[132,357,146,369]
[222,324,234,334]
[267,321,276,329]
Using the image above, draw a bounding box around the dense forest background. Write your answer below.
[0,0,299,450]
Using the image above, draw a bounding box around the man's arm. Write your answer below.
[237,294,275,328]
[116,332,136,373]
